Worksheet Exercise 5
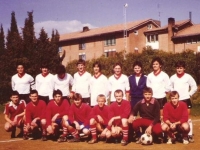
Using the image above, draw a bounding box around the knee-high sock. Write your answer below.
[188,119,193,136]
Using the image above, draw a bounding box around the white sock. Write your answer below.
[188,119,193,136]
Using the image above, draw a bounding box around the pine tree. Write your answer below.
[0,24,5,55]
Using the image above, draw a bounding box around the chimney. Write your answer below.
[189,11,192,21]
[83,26,89,32]
[168,18,175,53]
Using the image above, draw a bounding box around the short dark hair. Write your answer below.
[114,89,124,97]
[53,89,63,97]
[175,61,186,68]
[151,57,163,67]
[133,61,143,69]
[56,65,66,74]
[113,62,122,69]
[143,87,153,94]
[76,59,85,66]
[16,63,25,69]
[93,61,102,71]
[41,63,49,69]
[11,91,19,97]
[169,91,179,98]
[30,90,38,95]
[73,93,82,100]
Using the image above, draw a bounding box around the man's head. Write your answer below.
[16,63,25,74]
[151,57,163,72]
[93,62,101,74]
[143,87,153,102]
[97,94,106,108]
[10,91,20,104]
[133,61,143,75]
[114,89,123,104]
[175,61,185,75]
[40,63,49,75]
[73,93,82,107]
[53,90,63,104]
[29,90,39,103]
[113,62,122,76]
[169,91,179,107]
[56,65,66,79]
[77,59,86,73]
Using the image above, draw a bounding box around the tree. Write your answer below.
[0,24,5,55]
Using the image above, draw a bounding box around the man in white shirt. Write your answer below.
[71,59,91,105]
[108,63,130,103]
[170,60,197,142]
[11,63,35,103]
[35,64,54,104]
[89,62,109,106]
[53,65,74,104]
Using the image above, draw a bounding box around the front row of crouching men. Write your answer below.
[4,87,191,146]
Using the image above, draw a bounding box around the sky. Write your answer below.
[0,0,200,37]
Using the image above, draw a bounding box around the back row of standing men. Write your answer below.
[10,57,197,143]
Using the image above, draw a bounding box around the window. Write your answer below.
[104,49,116,57]
[79,53,86,60]
[147,34,158,43]
[79,43,86,50]
[134,30,138,35]
[104,37,116,46]
[147,24,152,29]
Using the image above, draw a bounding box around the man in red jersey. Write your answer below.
[62,93,91,142]
[46,90,70,142]
[107,89,131,146]
[23,90,47,141]
[4,91,25,138]
[88,94,111,144]
[162,91,190,145]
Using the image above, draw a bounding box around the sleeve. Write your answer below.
[84,105,92,126]
[11,76,15,91]
[108,77,112,93]
[29,75,35,90]
[125,76,130,93]
[69,74,74,87]
[48,75,55,100]
[146,74,151,88]
[25,105,32,124]
[35,75,39,91]
[164,74,171,92]
[71,74,76,93]
[108,104,115,120]
[45,103,52,126]
[104,76,110,99]
[169,76,174,91]
[180,103,189,124]
[3,104,9,115]
[152,101,161,125]
[40,101,47,119]
[188,75,197,97]
[120,101,131,118]
[68,105,75,123]
[163,103,169,122]
[58,100,70,117]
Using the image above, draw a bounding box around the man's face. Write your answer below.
[114,92,123,104]
[54,94,62,104]
[143,92,152,102]
[97,97,106,108]
[10,95,19,104]
[77,64,85,72]
[29,93,38,103]
[176,67,185,75]
[58,73,65,79]
[93,65,100,74]
[152,61,161,72]
[17,65,25,74]
[134,65,142,74]
[74,98,82,107]
[170,94,179,106]
[113,65,122,76]
[41,67,49,75]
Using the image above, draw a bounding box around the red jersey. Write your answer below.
[4,100,26,121]
[109,100,131,119]
[163,101,188,124]
[46,100,70,126]
[25,100,46,124]
[69,103,91,126]
[89,105,110,126]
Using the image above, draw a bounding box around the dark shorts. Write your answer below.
[82,97,91,106]
[130,97,143,109]
[38,95,49,104]
[181,99,192,108]
[155,97,167,109]
[55,118,63,126]
[19,94,30,104]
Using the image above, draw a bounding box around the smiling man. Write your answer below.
[162,91,190,144]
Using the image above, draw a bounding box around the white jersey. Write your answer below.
[35,73,54,99]
[11,73,35,94]
[108,74,130,102]
[90,74,109,106]
[53,73,74,97]
[72,71,91,98]
[170,73,197,100]
[147,71,170,99]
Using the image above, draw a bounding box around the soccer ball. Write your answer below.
[140,133,153,145]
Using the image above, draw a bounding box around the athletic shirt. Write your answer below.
[11,73,35,94]
[4,100,26,120]
[25,100,46,124]
[170,73,197,100]
[72,71,91,98]
[53,73,74,97]
[147,71,170,99]
[89,74,109,106]
[35,73,54,99]
[108,74,130,102]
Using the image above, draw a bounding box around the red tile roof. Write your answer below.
[60,19,160,41]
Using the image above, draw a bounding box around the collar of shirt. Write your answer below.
[141,98,155,104]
